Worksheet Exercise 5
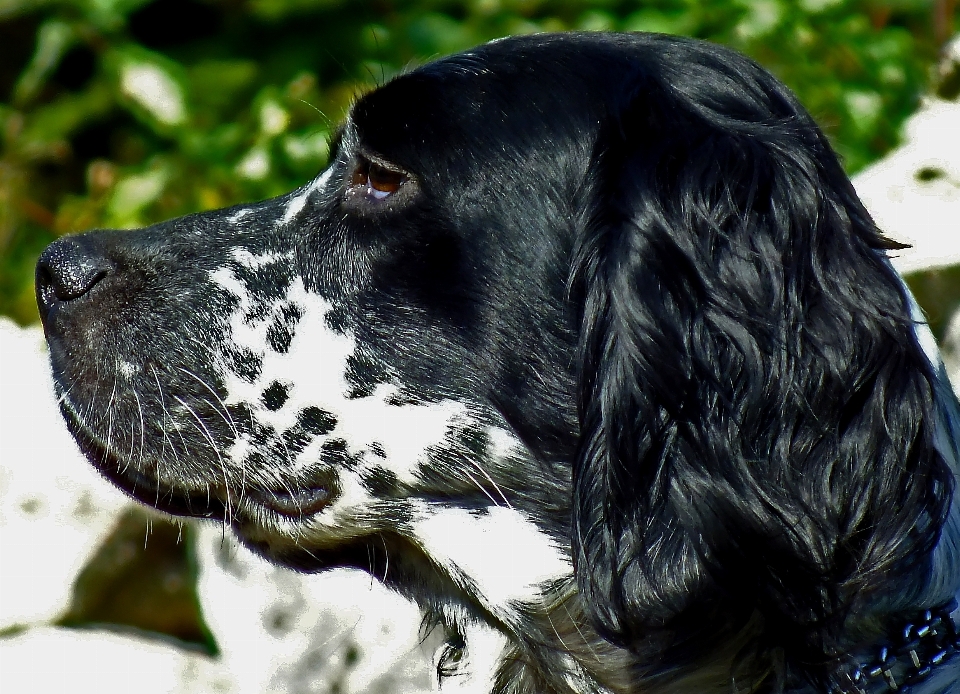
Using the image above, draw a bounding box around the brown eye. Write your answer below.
[367,162,405,197]
[350,158,406,200]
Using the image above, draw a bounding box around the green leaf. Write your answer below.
[105,44,190,131]
[13,19,74,105]
[105,161,170,227]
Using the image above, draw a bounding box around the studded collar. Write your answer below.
[829,600,960,693]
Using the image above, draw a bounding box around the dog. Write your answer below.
[35,31,960,693]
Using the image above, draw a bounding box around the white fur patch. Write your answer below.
[229,247,293,269]
[226,208,253,224]
[486,426,519,461]
[281,166,333,226]
[412,504,571,618]
[211,272,471,476]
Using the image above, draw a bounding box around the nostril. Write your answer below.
[36,237,115,305]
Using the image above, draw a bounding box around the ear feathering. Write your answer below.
[570,41,954,689]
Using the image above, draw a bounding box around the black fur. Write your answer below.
[36,32,960,693]
[568,37,954,688]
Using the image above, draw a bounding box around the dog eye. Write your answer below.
[368,163,405,196]
[350,158,406,199]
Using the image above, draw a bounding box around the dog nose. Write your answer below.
[36,237,115,309]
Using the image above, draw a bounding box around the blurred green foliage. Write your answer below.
[1,0,957,324]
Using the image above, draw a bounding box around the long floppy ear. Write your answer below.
[570,39,953,686]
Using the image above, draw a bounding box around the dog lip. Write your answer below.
[104,462,227,519]
[56,391,336,521]
[56,399,227,519]
[247,481,337,518]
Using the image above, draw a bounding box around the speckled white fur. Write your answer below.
[229,247,293,269]
[208,270,474,480]
[199,152,574,667]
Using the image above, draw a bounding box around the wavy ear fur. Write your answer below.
[571,40,953,689]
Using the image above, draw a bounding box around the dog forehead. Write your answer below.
[348,44,613,174]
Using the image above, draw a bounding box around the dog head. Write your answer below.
[36,32,957,692]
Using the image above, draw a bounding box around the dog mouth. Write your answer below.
[57,394,339,522]
[61,404,228,519]
[244,482,337,518]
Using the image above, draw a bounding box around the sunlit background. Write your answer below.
[2,1,959,692]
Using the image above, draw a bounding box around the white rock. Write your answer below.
[941,311,960,396]
[0,626,232,694]
[853,99,960,274]
[0,318,129,628]
[194,525,433,694]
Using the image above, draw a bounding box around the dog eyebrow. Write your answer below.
[335,121,411,182]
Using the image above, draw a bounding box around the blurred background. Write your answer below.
[2,1,960,692]
[1,0,959,325]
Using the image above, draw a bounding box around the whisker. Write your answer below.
[174,395,233,525]
[176,366,240,438]
[55,382,75,407]
[559,596,601,665]
[180,341,250,507]
[381,533,390,583]
[544,613,572,655]
[459,466,502,509]
[462,438,513,509]
[269,434,304,518]
[104,365,119,463]
[297,99,331,127]
[150,364,186,473]
[180,364,253,508]
[130,385,147,468]
[122,418,137,477]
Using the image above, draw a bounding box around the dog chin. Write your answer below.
[229,516,391,576]
[55,396,225,518]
